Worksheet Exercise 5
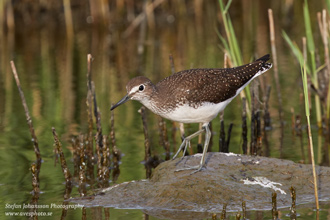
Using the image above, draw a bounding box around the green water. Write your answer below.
[0,1,329,219]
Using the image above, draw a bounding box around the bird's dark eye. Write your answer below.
[139,85,145,91]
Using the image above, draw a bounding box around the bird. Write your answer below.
[111,54,272,172]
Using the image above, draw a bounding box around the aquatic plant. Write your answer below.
[301,59,319,210]
[283,0,328,128]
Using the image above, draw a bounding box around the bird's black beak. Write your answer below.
[111,94,130,111]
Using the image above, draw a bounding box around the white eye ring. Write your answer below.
[139,85,145,91]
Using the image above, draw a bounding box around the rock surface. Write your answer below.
[73,153,330,218]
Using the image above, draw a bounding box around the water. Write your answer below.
[0,1,329,219]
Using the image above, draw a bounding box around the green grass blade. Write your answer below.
[304,0,315,54]
[219,0,225,12]
[315,63,326,74]
[216,29,231,56]
[282,31,311,73]
[310,51,317,81]
[227,16,243,65]
[218,0,240,66]
[303,0,321,127]
[224,0,233,13]
[301,63,310,117]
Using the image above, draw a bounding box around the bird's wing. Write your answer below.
[161,55,271,105]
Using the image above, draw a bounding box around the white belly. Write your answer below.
[160,97,234,123]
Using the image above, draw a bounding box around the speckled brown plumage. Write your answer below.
[151,54,271,111]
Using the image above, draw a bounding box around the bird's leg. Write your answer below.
[172,139,188,159]
[182,141,191,158]
[172,127,205,160]
[197,124,211,171]
[175,124,211,173]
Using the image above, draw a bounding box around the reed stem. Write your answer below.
[138,106,152,178]
[63,0,74,40]
[52,127,72,184]
[10,61,42,163]
[268,9,283,125]
[301,60,319,210]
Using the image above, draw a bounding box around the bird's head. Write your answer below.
[111,76,154,110]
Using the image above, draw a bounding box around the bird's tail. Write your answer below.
[255,54,270,63]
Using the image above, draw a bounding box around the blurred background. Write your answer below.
[0,0,329,219]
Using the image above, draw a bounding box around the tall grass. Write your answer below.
[218,0,243,65]
[301,60,319,210]
[303,0,322,129]
[283,0,324,128]
[283,0,323,209]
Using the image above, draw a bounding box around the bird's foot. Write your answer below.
[174,164,204,174]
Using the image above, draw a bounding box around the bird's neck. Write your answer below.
[139,87,167,115]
